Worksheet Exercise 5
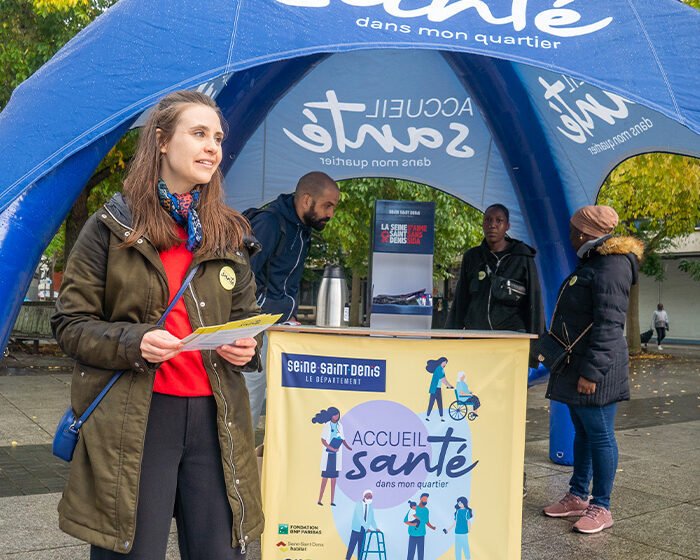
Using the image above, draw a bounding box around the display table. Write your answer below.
[261,326,534,560]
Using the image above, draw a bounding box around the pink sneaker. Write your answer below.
[573,504,614,533]
[543,492,590,518]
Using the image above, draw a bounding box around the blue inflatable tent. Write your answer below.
[0,0,699,461]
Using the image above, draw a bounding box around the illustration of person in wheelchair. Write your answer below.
[449,371,481,421]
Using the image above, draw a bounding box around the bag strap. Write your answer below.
[549,322,593,352]
[547,272,593,352]
[71,263,200,431]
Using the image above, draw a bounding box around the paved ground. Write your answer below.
[0,343,697,559]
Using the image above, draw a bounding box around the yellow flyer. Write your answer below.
[180,313,281,351]
[263,331,528,560]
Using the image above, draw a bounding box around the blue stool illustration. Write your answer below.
[361,530,386,560]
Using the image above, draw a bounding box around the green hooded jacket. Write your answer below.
[51,193,264,553]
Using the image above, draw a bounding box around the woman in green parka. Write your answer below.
[51,90,263,558]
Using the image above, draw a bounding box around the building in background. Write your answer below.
[638,230,700,344]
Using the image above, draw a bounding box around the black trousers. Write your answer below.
[656,327,666,344]
[427,388,443,417]
[91,393,245,560]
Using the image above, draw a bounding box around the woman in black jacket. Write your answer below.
[445,204,545,334]
[542,205,644,534]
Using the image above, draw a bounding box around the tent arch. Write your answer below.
[0,0,699,351]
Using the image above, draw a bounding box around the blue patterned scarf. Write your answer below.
[157,179,203,252]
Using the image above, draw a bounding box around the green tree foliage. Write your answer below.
[305,177,482,324]
[678,259,700,282]
[598,153,700,352]
[599,154,700,275]
[1,0,129,268]
[0,0,110,109]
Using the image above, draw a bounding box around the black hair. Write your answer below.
[311,407,340,424]
[296,171,339,199]
[425,357,448,373]
[485,203,510,221]
[408,500,417,508]
[454,496,473,518]
[420,493,429,499]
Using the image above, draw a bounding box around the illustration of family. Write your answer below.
[403,493,474,560]
[340,490,475,560]
[426,357,481,422]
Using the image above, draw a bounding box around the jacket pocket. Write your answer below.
[469,271,483,294]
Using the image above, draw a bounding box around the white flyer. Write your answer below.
[180,313,281,351]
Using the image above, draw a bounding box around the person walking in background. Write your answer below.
[312,406,352,506]
[51,91,263,558]
[543,205,643,534]
[345,490,379,560]
[243,173,340,430]
[652,303,669,350]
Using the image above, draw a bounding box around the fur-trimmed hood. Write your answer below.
[597,235,645,260]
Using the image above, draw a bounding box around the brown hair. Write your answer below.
[122,90,249,255]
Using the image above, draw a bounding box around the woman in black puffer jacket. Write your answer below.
[542,205,643,535]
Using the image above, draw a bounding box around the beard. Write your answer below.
[302,206,330,231]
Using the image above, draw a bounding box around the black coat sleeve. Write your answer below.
[445,252,471,329]
[526,259,546,335]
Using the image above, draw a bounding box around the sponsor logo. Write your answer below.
[276,541,289,552]
[275,0,613,38]
[278,524,289,534]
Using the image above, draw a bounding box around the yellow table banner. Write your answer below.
[263,331,528,560]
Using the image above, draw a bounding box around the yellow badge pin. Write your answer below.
[219,266,236,290]
[569,276,578,286]
[478,271,486,281]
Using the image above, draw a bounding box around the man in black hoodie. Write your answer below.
[445,204,545,335]
[445,204,545,498]
[244,172,340,428]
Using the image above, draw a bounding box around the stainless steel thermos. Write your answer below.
[316,264,348,327]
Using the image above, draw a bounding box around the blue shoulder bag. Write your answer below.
[52,264,200,462]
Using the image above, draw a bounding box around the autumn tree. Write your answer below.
[598,153,700,354]
[306,178,482,325]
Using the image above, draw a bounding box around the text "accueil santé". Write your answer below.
[283,90,476,158]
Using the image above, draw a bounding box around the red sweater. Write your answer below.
[153,226,212,396]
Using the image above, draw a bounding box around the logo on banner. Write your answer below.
[380,223,427,246]
[282,353,386,392]
[275,0,613,38]
[539,72,655,156]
